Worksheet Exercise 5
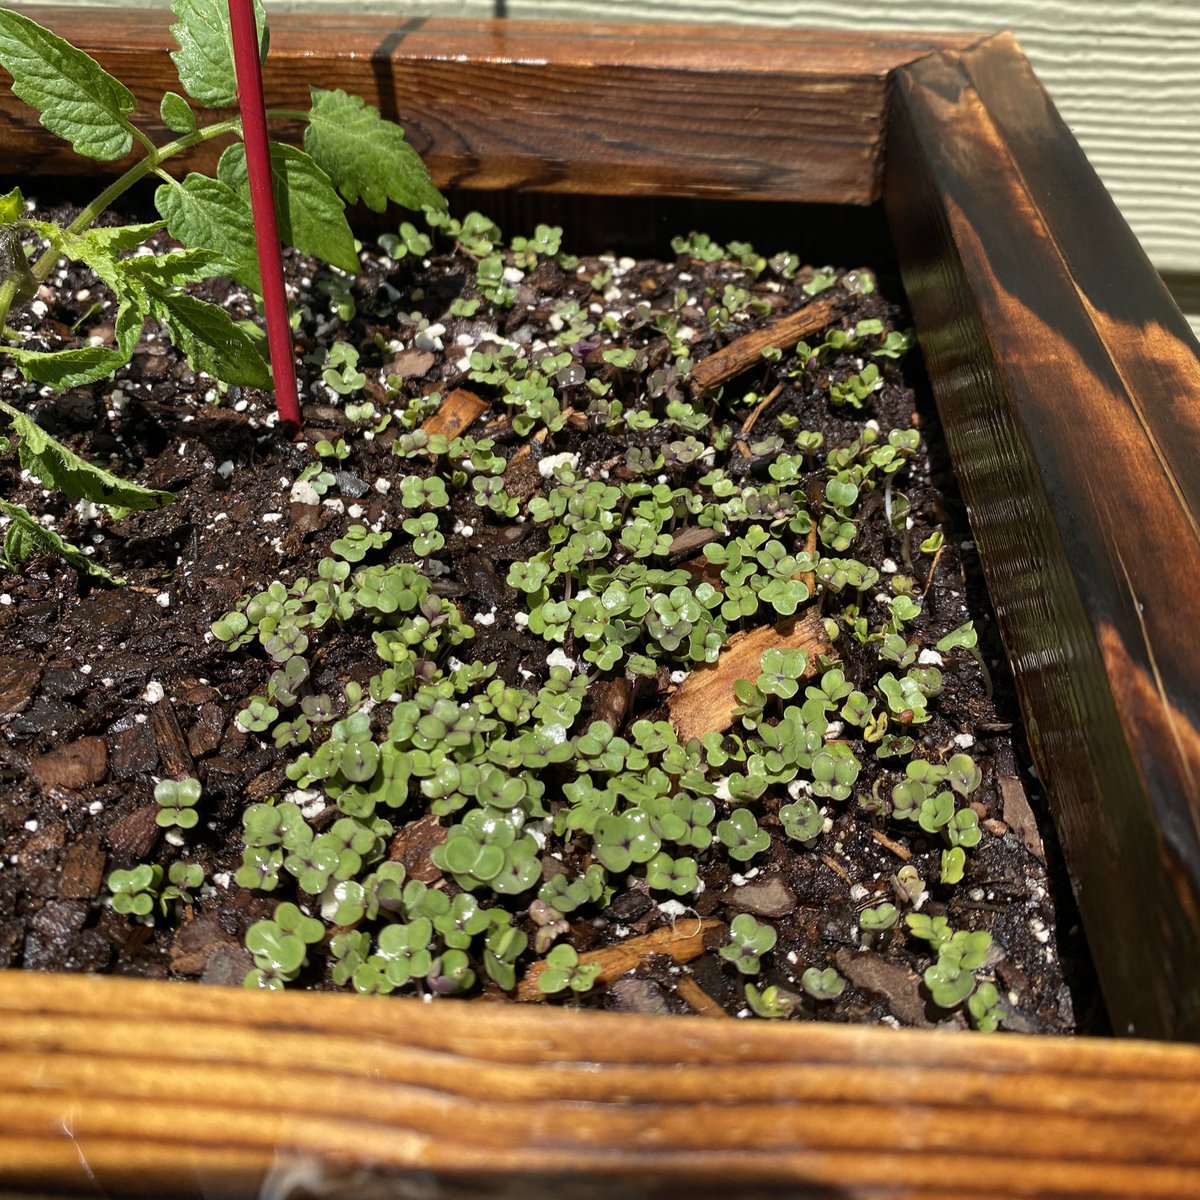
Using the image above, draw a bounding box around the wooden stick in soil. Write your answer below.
[922,538,945,593]
[419,387,489,440]
[675,975,730,1018]
[733,382,785,457]
[820,853,852,885]
[514,918,720,1002]
[799,521,818,595]
[870,827,912,861]
[740,382,785,438]
[227,0,301,428]
[689,294,838,392]
[668,610,831,744]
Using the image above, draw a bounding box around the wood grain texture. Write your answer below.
[885,34,1200,1042]
[0,6,976,204]
[2,971,1200,1199]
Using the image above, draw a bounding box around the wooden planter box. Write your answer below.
[3,8,1200,1197]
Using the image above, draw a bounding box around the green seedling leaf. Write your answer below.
[145,284,271,388]
[941,846,966,885]
[169,0,266,107]
[155,173,260,291]
[59,224,226,319]
[304,87,445,214]
[0,495,121,581]
[0,6,135,160]
[219,141,358,273]
[801,966,846,1001]
[937,620,978,653]
[0,397,170,510]
[160,90,196,133]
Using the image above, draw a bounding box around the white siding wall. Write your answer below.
[60,1,1200,326]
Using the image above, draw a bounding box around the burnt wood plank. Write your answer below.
[1,6,975,203]
[885,35,1200,1041]
[2,972,1200,1198]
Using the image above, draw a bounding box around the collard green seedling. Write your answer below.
[967,981,1006,1032]
[800,966,846,1002]
[160,861,204,913]
[244,900,325,990]
[859,902,899,943]
[0,1,442,575]
[154,776,202,829]
[744,983,799,1018]
[107,864,162,917]
[720,913,777,975]
[537,944,601,995]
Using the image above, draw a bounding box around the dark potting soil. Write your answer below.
[0,199,1099,1032]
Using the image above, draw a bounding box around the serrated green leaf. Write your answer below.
[58,222,165,286]
[0,7,135,160]
[0,397,170,511]
[303,87,444,214]
[160,90,196,133]
[169,0,265,107]
[145,284,271,388]
[0,185,24,224]
[154,174,260,291]
[0,495,122,580]
[3,283,149,388]
[218,141,358,273]
[61,222,165,258]
[5,342,126,388]
[119,246,223,288]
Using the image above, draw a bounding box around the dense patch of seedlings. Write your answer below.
[72,211,1033,1029]
[0,9,1069,1031]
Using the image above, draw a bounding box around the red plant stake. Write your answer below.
[227,0,301,427]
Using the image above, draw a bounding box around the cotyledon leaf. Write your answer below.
[0,7,136,160]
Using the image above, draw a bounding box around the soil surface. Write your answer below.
[0,199,1098,1032]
